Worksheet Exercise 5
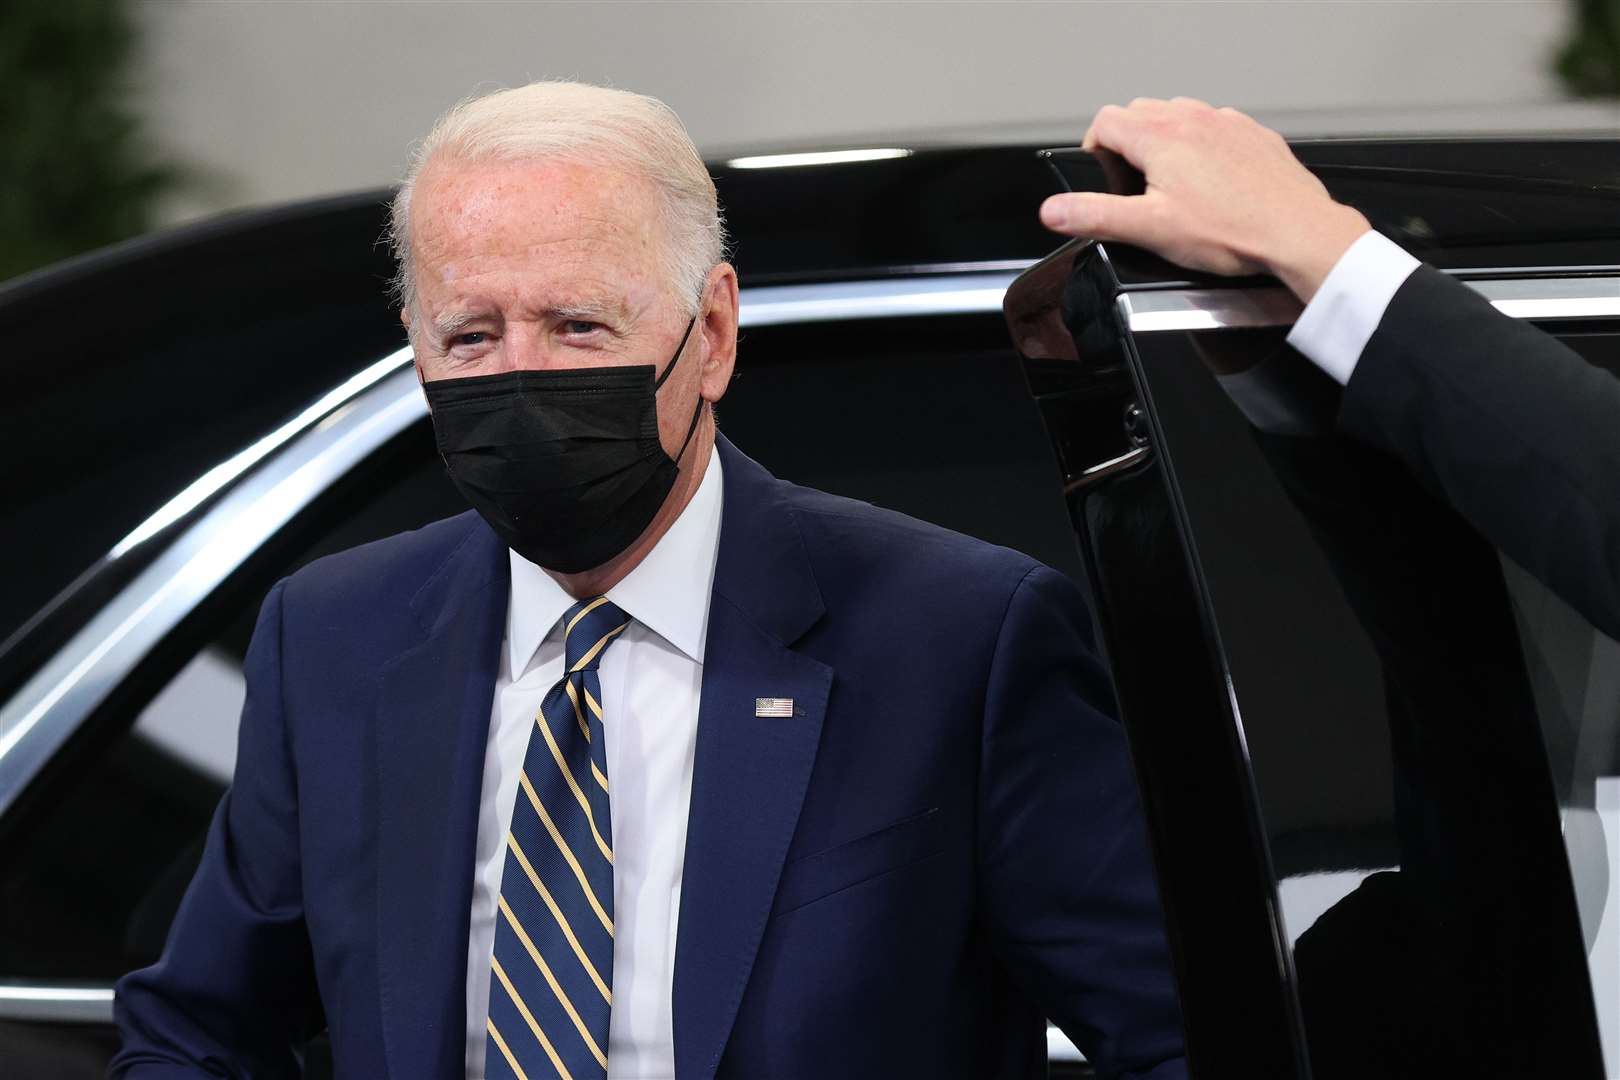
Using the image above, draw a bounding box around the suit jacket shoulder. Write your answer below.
[1340,265,1620,640]
[276,510,499,649]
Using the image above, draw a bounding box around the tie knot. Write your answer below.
[561,596,629,674]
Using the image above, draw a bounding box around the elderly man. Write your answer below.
[111,82,1186,1080]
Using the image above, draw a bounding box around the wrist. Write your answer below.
[1260,203,1371,305]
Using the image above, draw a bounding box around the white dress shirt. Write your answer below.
[465,446,723,1080]
[1221,230,1422,434]
[1286,229,1422,386]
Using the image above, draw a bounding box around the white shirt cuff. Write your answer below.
[1285,230,1421,386]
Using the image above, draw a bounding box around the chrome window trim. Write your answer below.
[0,268,1614,1030]
[0,361,428,819]
[1121,286,1306,334]
[108,351,412,559]
[0,983,115,1023]
[1122,275,1620,333]
[738,271,1020,326]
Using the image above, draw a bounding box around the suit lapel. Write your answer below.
[375,519,509,1080]
[672,437,833,1080]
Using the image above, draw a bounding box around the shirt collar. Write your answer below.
[506,445,724,678]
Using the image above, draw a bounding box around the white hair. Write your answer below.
[389,80,726,317]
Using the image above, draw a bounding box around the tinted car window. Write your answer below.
[1127,321,1618,1077]
[0,196,404,649]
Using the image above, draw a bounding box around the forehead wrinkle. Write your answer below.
[428,235,592,286]
[418,163,648,256]
[425,227,643,293]
[411,158,672,328]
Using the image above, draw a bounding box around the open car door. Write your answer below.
[1005,140,1620,1079]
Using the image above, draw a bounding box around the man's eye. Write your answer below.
[563,320,601,336]
[452,331,487,347]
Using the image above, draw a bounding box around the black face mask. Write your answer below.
[422,317,704,574]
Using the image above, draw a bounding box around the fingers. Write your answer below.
[1049,98,1336,279]
[1039,191,1161,246]
[1082,102,1150,162]
[1081,96,1207,164]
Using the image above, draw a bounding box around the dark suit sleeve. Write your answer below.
[1338,266,1620,640]
[110,580,324,1078]
[978,565,1187,1080]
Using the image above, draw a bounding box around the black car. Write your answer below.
[1,135,1616,1078]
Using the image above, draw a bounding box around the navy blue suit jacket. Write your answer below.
[112,436,1186,1079]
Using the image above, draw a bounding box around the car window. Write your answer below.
[1127,321,1618,1077]
[0,197,403,652]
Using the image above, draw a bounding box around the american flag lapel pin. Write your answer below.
[755,697,794,718]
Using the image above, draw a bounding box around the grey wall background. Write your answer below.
[134,0,1617,226]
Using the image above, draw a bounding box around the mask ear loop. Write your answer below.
[654,315,699,389]
[654,314,706,463]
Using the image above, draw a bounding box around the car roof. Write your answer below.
[5,134,1613,303]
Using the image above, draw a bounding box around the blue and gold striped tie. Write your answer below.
[486,596,627,1080]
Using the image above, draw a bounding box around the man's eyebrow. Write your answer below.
[430,310,485,341]
[429,299,628,341]
[549,299,626,322]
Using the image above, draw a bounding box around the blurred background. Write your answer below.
[3,0,1617,283]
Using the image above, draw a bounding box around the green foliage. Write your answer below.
[1556,0,1620,97]
[0,0,181,282]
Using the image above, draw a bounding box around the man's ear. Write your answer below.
[698,263,740,404]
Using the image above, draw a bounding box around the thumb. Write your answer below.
[1038,191,1157,243]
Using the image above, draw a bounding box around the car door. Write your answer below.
[1006,137,1620,1078]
